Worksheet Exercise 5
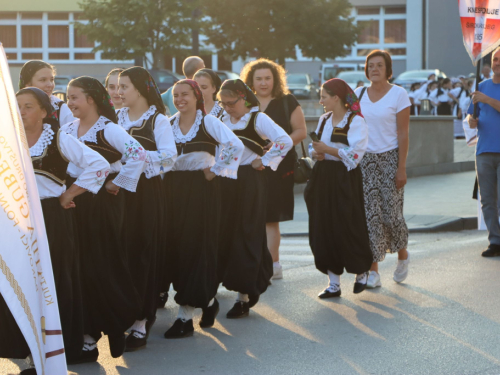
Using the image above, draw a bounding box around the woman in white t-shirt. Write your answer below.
[354,50,411,289]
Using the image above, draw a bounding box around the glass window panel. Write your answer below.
[0,26,17,48]
[385,6,406,14]
[49,53,69,60]
[357,48,372,57]
[75,53,94,60]
[357,20,379,44]
[48,13,69,20]
[21,12,43,19]
[0,12,17,19]
[385,19,406,43]
[73,13,87,21]
[6,53,17,60]
[49,25,69,48]
[22,53,43,59]
[74,28,94,48]
[357,7,380,15]
[386,48,406,56]
[22,26,42,48]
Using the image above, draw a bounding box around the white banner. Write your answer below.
[0,44,67,374]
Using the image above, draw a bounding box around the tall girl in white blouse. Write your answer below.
[162,79,244,339]
[216,79,293,319]
[307,78,372,298]
[194,68,224,117]
[62,77,147,363]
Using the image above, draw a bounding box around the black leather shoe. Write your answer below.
[226,301,250,319]
[318,286,341,299]
[125,331,147,352]
[482,244,500,257]
[353,272,368,294]
[20,369,37,375]
[164,319,194,339]
[67,347,99,365]
[108,333,126,358]
[200,298,219,328]
[145,316,156,339]
[157,292,168,309]
[353,282,367,294]
[248,294,259,308]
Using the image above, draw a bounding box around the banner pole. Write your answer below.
[473,59,481,119]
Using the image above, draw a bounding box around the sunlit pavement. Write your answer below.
[3,230,500,375]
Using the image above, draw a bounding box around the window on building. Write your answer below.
[49,26,69,48]
[6,53,17,60]
[21,12,43,19]
[385,20,406,43]
[357,7,380,15]
[0,12,17,19]
[74,28,94,48]
[385,6,406,15]
[75,53,95,60]
[22,25,42,48]
[358,20,379,44]
[22,53,43,59]
[48,13,69,20]
[49,53,70,60]
[386,48,406,56]
[0,26,17,48]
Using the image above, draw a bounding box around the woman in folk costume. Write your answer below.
[61,77,146,362]
[216,79,293,318]
[116,66,177,351]
[306,78,372,298]
[19,60,75,126]
[194,68,224,117]
[163,80,244,338]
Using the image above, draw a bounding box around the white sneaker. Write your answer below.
[272,263,283,280]
[393,252,410,283]
[366,270,382,289]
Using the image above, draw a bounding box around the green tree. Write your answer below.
[203,0,360,65]
[76,0,198,68]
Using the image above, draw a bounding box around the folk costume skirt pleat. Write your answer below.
[218,165,273,296]
[305,160,372,275]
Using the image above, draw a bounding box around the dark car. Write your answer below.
[393,69,447,91]
[148,69,182,93]
[286,73,318,99]
[216,71,240,81]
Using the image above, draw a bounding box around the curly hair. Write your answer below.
[240,58,289,99]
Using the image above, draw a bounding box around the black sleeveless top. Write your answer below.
[317,112,356,146]
[231,112,268,156]
[32,126,69,187]
[119,109,160,151]
[170,116,218,156]
[82,121,122,164]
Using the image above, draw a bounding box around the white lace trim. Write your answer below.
[113,173,139,192]
[335,111,352,129]
[338,147,359,172]
[171,110,204,143]
[50,95,61,111]
[68,116,109,144]
[30,124,54,157]
[211,164,238,179]
[209,102,223,117]
[223,106,259,131]
[118,105,157,131]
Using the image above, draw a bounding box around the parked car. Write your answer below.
[336,71,370,89]
[216,71,239,81]
[393,69,447,91]
[286,73,318,99]
[320,63,364,84]
[149,69,181,93]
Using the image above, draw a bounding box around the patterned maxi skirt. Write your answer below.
[360,148,408,262]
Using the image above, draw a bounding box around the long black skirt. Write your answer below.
[218,165,273,295]
[72,175,141,338]
[304,160,372,275]
[0,198,84,361]
[123,175,163,322]
[265,149,296,223]
[163,170,220,308]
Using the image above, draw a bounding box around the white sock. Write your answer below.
[129,319,147,338]
[237,293,249,303]
[83,334,97,351]
[356,272,368,284]
[327,270,341,286]
[207,298,215,307]
[177,305,195,322]
[273,261,281,267]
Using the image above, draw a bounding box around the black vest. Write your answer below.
[317,112,356,146]
[232,112,267,156]
[120,109,159,151]
[82,122,122,164]
[170,117,218,156]
[32,127,69,186]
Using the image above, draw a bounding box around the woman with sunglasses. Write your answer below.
[216,79,293,319]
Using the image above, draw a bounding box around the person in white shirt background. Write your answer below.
[429,78,454,115]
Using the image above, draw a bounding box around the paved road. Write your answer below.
[3,230,500,375]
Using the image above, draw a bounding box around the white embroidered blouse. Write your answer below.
[309,111,368,171]
[220,106,293,171]
[30,124,110,199]
[62,116,147,192]
[50,95,76,126]
[117,105,177,178]
[170,110,244,179]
